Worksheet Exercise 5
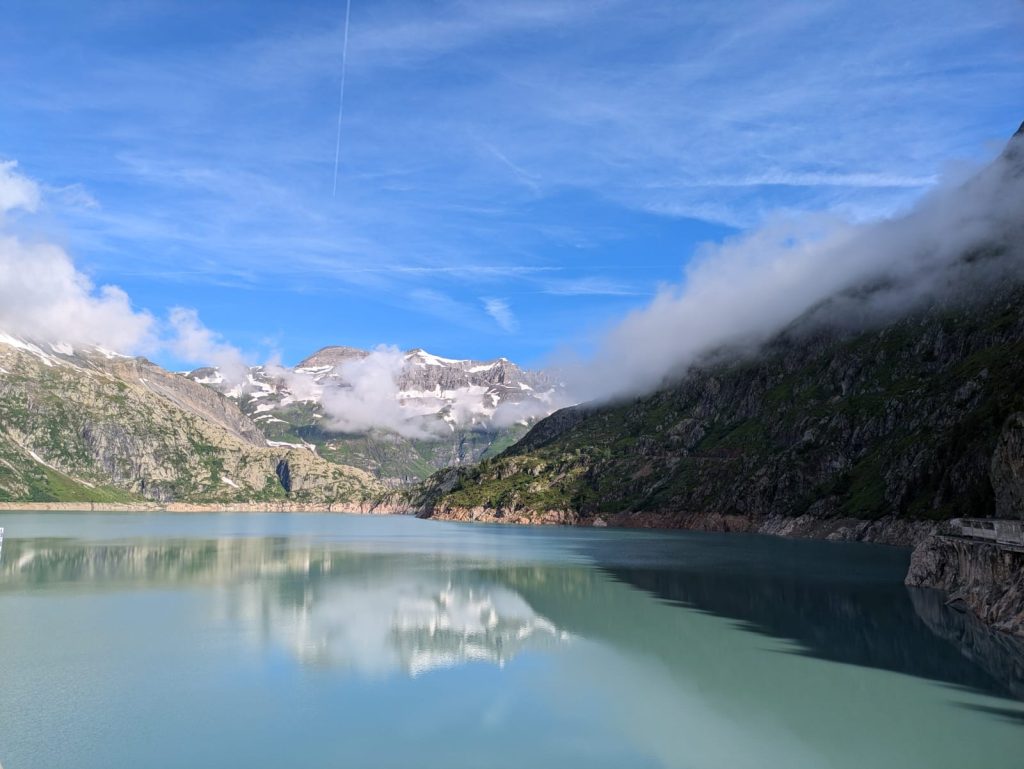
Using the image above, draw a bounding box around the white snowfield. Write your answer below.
[406,349,464,367]
[0,332,58,366]
[0,332,130,369]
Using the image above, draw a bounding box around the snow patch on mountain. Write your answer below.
[0,333,59,366]
[0,332,132,370]
[187,345,567,439]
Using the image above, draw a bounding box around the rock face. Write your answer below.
[416,123,1024,554]
[422,287,1024,530]
[991,412,1024,520]
[189,346,563,485]
[0,338,381,504]
[109,355,266,445]
[297,346,369,368]
[907,536,1024,636]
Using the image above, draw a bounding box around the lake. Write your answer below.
[1,512,1022,769]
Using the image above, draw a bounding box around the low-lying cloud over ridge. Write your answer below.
[564,125,1024,404]
[167,307,251,385]
[4,124,1023,437]
[319,346,443,439]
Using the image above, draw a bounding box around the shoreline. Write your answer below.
[4,500,1018,637]
[0,501,936,545]
[0,501,399,514]
[0,501,934,544]
[421,505,939,547]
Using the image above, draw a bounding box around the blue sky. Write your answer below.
[1,0,1022,369]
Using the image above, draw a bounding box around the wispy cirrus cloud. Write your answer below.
[483,298,518,333]
[539,277,641,297]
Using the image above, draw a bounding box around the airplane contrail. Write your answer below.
[332,0,353,197]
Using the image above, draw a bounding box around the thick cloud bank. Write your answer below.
[568,130,1024,403]
[0,160,254,378]
[320,347,442,439]
[0,162,155,351]
[167,307,250,384]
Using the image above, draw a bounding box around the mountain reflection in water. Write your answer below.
[3,530,1023,698]
[256,569,566,676]
[601,564,1024,701]
[1,538,569,676]
[2,514,1024,769]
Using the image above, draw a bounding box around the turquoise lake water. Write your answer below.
[0,512,1022,769]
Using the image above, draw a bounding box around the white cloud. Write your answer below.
[320,346,443,439]
[0,161,155,351]
[166,307,250,384]
[483,297,518,333]
[568,137,1024,403]
[491,392,573,428]
[0,232,156,352]
[0,161,41,216]
[46,183,100,210]
[0,160,272,373]
[263,354,323,402]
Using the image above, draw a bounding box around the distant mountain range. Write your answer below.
[187,346,563,485]
[0,333,562,503]
[0,334,381,504]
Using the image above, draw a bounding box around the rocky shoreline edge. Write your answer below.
[0,501,398,514]
[0,500,934,543]
[1,500,1019,637]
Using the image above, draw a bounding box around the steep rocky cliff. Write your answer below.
[419,287,1024,532]
[991,411,1024,519]
[907,537,1024,635]
[0,338,381,504]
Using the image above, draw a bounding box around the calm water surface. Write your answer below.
[1,512,1022,769]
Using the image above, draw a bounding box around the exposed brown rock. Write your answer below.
[991,412,1024,520]
[907,536,1024,636]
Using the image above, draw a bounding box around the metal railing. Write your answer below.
[954,518,1024,548]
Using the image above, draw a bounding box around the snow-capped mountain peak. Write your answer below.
[185,344,566,484]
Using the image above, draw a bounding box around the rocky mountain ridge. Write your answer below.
[0,334,381,504]
[188,345,564,485]
[406,123,1024,536]
[407,285,1024,528]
